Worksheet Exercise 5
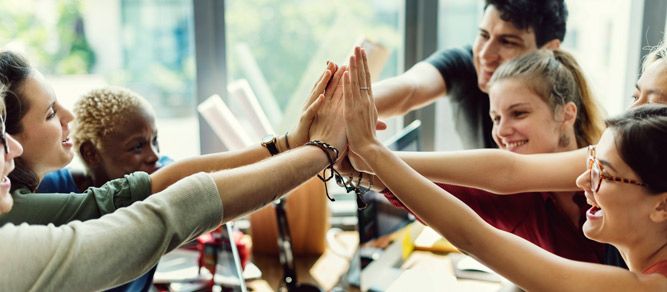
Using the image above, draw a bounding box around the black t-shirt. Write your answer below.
[426,46,496,149]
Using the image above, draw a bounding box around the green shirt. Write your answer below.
[0,172,152,226]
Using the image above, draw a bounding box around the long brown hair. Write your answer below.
[0,51,39,191]
[490,49,605,147]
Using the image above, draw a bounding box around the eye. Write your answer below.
[478,30,490,40]
[490,115,501,125]
[129,141,146,154]
[512,111,527,118]
[46,106,57,120]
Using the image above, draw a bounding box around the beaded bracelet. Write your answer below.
[305,140,340,201]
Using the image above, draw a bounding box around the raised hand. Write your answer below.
[308,64,348,155]
[285,62,345,151]
[344,47,382,157]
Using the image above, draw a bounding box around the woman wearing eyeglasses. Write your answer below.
[346,47,613,265]
[343,49,667,288]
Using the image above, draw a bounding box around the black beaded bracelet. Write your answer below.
[305,140,340,201]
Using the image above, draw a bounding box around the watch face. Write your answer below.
[262,135,276,144]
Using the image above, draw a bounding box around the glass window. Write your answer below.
[224,0,403,141]
[0,0,198,160]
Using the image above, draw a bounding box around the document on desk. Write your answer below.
[450,253,506,283]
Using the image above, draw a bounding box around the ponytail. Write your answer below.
[490,49,605,147]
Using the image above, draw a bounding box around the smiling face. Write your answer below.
[576,129,657,246]
[473,5,539,93]
[489,78,573,154]
[0,133,23,214]
[93,106,160,181]
[12,71,74,179]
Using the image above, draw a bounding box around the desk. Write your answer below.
[361,223,521,292]
[246,231,360,291]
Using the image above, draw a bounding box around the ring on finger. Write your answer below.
[360,86,369,90]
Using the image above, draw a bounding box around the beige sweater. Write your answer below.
[0,172,222,292]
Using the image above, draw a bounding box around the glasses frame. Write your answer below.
[586,145,645,193]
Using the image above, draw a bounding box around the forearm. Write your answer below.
[211,146,329,222]
[398,149,584,193]
[374,62,445,118]
[150,145,270,193]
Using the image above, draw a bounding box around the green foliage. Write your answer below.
[0,0,96,74]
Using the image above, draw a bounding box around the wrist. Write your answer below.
[276,132,291,153]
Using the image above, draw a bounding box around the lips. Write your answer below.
[501,139,528,151]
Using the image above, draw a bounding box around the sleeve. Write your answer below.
[425,46,478,103]
[0,172,223,292]
[0,171,153,226]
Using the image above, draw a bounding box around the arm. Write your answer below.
[397,148,586,193]
[0,64,349,289]
[374,62,445,118]
[345,46,665,292]
[150,62,346,194]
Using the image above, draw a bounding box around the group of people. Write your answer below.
[1,0,667,290]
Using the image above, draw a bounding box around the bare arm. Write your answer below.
[361,145,663,292]
[150,62,345,194]
[374,62,446,118]
[348,148,586,194]
[211,146,329,222]
[397,148,587,193]
[345,47,666,292]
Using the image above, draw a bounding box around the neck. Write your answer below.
[616,233,667,272]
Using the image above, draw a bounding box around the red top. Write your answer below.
[383,183,605,264]
[644,260,667,277]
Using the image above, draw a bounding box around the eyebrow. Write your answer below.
[478,28,524,42]
[598,158,618,173]
[490,102,531,115]
[636,83,667,98]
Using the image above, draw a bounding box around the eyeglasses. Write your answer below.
[586,145,645,193]
[0,115,7,155]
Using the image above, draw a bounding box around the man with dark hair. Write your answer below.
[373,0,567,149]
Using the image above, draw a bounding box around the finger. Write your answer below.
[325,65,346,99]
[355,47,368,91]
[302,94,324,123]
[349,55,360,101]
[361,48,373,97]
[304,69,332,110]
[343,71,354,120]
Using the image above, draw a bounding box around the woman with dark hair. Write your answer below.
[0,50,350,290]
[344,48,667,289]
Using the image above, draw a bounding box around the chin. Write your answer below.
[0,195,13,214]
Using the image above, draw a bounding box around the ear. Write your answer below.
[561,101,577,127]
[541,39,561,50]
[650,194,667,223]
[79,141,102,166]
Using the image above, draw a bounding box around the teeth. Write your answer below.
[504,140,528,148]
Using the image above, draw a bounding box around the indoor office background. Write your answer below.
[0,0,663,234]
[1,0,665,289]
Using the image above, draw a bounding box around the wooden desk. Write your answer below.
[246,231,360,291]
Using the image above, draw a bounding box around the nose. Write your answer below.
[576,169,591,191]
[58,105,75,128]
[145,144,160,165]
[496,118,514,137]
[479,40,499,65]
[6,134,23,159]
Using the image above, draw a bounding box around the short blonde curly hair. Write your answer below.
[72,86,154,153]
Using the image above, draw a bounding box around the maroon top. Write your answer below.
[644,260,667,277]
[383,183,605,264]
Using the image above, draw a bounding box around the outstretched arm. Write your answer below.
[373,62,445,118]
[150,62,345,194]
[345,47,664,292]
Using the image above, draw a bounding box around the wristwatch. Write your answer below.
[261,135,279,156]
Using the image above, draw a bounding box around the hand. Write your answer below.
[344,47,382,157]
[348,151,374,174]
[285,62,345,151]
[308,66,348,156]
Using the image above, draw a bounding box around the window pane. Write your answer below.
[225,0,403,139]
[0,0,198,160]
